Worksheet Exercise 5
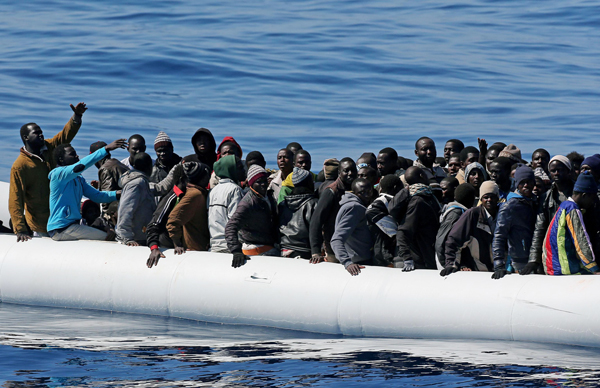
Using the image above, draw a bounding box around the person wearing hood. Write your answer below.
[464,162,487,205]
[278,167,318,259]
[226,165,279,268]
[10,102,87,241]
[543,172,599,275]
[89,141,129,213]
[208,155,246,253]
[435,183,476,268]
[151,131,182,185]
[331,178,374,276]
[395,166,442,271]
[209,136,243,189]
[309,157,357,264]
[366,174,403,267]
[525,155,574,275]
[47,138,126,241]
[441,181,500,276]
[167,162,211,254]
[116,152,157,246]
[268,148,294,204]
[491,166,537,279]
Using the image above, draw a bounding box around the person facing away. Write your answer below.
[395,166,442,271]
[116,152,157,246]
[47,138,126,241]
[524,155,574,275]
[309,157,357,264]
[278,167,318,259]
[121,134,153,169]
[226,165,279,268]
[150,131,182,184]
[208,155,246,253]
[357,152,377,170]
[435,183,476,268]
[286,142,303,156]
[10,102,87,241]
[566,151,584,180]
[440,181,499,276]
[318,158,339,196]
[166,162,212,254]
[366,174,403,267]
[543,172,599,275]
[491,165,538,279]
[89,141,129,213]
[331,178,375,276]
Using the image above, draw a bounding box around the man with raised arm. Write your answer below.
[47,138,126,241]
[10,102,88,241]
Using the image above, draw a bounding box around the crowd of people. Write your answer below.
[9,103,600,278]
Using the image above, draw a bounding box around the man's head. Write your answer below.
[465,163,485,190]
[132,152,153,176]
[246,151,266,169]
[459,146,479,169]
[479,181,500,215]
[531,148,551,172]
[548,156,572,186]
[127,135,146,162]
[440,176,459,204]
[379,174,403,196]
[351,178,374,206]
[90,141,109,168]
[357,152,377,170]
[294,150,312,171]
[193,129,214,155]
[404,166,428,185]
[573,172,599,211]
[514,166,536,198]
[286,142,303,155]
[277,148,294,175]
[54,143,79,166]
[581,154,600,183]
[20,123,44,150]
[377,148,398,177]
[338,157,357,188]
[357,166,378,187]
[454,183,476,209]
[488,157,512,187]
[485,144,505,172]
[447,154,462,176]
[414,137,437,168]
[219,141,242,159]
[397,156,410,171]
[154,131,174,164]
[444,139,464,163]
[247,164,270,197]
[567,151,585,178]
[183,161,211,187]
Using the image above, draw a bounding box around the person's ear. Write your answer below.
[414,149,418,158]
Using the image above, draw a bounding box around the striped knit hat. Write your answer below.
[154,131,172,150]
[291,167,310,186]
[247,164,269,187]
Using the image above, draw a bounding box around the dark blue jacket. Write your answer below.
[492,191,536,269]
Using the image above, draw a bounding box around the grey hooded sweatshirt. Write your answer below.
[331,192,373,268]
[116,169,156,244]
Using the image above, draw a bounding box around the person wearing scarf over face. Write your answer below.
[395,166,442,271]
[226,164,279,268]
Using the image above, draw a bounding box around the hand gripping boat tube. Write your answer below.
[1,234,600,348]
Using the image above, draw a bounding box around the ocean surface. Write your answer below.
[1,0,600,385]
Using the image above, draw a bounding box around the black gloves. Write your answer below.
[519,262,539,275]
[440,266,458,277]
[232,252,249,268]
[491,268,507,279]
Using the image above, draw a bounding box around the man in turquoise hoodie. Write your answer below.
[47,138,126,241]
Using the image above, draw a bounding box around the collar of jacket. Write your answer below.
[20,146,47,163]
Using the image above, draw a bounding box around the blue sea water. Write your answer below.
[1,0,600,385]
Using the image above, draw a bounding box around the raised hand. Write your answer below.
[70,102,87,116]
[105,139,127,152]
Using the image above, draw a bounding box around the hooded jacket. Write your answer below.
[10,114,81,234]
[395,188,441,269]
[116,169,156,244]
[444,206,495,271]
[167,184,209,251]
[331,193,373,268]
[208,155,244,252]
[278,192,318,256]
[435,201,468,267]
[225,188,278,254]
[492,191,536,269]
[189,128,217,169]
[47,147,117,232]
[366,193,398,267]
[309,178,346,255]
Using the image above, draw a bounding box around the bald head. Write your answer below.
[404,166,428,185]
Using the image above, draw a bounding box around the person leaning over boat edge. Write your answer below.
[226,164,279,268]
[47,138,126,241]
[9,102,87,241]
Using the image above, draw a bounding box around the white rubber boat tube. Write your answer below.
[1,235,600,348]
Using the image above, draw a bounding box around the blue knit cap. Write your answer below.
[582,154,600,176]
[514,166,535,186]
[574,171,598,194]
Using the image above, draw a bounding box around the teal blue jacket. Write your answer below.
[47,147,117,232]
